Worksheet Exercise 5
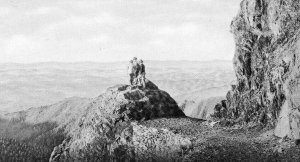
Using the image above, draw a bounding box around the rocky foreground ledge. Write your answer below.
[48,80,189,161]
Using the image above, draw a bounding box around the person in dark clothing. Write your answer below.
[135,61,140,78]
[138,59,146,88]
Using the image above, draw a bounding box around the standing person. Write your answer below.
[138,59,146,89]
[132,57,139,85]
[127,60,134,85]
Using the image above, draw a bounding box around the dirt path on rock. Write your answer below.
[140,117,300,162]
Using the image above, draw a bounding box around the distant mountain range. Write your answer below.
[0,60,234,113]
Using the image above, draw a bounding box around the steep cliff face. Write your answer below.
[221,0,300,139]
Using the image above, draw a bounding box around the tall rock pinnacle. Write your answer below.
[218,0,300,139]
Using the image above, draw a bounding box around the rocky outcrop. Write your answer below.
[216,0,300,139]
[45,80,187,161]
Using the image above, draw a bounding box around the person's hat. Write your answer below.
[139,59,143,63]
[133,57,137,60]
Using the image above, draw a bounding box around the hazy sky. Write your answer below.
[0,0,241,63]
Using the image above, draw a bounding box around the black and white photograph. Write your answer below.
[1,0,300,161]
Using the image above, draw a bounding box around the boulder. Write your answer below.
[49,81,186,161]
